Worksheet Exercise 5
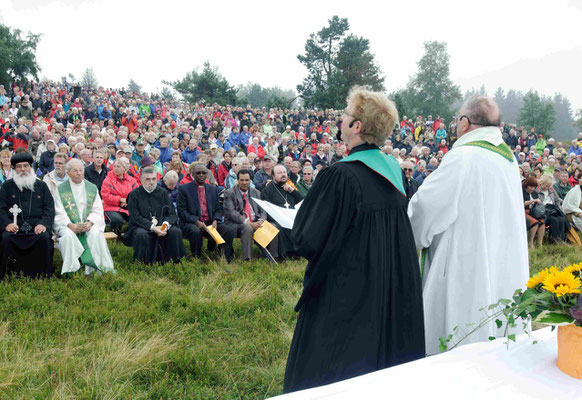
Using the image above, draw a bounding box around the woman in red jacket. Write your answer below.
[217,149,234,186]
[101,158,139,235]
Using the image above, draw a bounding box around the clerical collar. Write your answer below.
[349,142,379,155]
[70,180,83,187]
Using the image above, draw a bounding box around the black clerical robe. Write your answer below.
[284,143,425,393]
[0,179,55,278]
[126,186,186,264]
[260,181,303,258]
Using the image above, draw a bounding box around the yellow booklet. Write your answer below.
[253,221,279,248]
[206,225,225,244]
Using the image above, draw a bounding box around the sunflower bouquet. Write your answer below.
[525,263,582,326]
[440,263,582,352]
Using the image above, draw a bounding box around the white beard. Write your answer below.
[13,170,36,192]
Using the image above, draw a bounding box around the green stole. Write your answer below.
[460,140,514,162]
[339,148,406,196]
[57,180,98,270]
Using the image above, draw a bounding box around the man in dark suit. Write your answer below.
[401,161,419,200]
[177,163,235,262]
[223,169,278,261]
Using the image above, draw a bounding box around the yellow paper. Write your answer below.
[206,225,225,244]
[253,221,279,248]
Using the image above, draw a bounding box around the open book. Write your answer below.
[253,199,303,229]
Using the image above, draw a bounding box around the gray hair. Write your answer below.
[163,170,179,184]
[66,158,84,172]
[140,167,156,178]
[461,95,501,127]
[148,147,160,157]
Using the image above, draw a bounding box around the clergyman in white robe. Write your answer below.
[561,185,582,230]
[408,123,529,355]
[54,179,115,274]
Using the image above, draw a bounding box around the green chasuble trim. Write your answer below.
[339,149,406,196]
[57,180,99,270]
[460,140,514,162]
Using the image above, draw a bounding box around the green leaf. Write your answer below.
[508,334,516,342]
[499,298,512,306]
[488,336,496,341]
[534,310,576,326]
[495,319,503,329]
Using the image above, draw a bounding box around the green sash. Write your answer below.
[57,180,98,270]
[460,140,514,162]
[339,149,406,196]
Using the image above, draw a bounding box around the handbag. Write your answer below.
[531,203,546,220]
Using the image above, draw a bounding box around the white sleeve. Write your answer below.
[86,192,106,231]
[408,150,468,250]
[53,192,72,230]
[562,186,582,215]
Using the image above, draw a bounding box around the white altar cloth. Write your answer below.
[272,328,581,399]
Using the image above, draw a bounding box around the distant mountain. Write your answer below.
[456,46,582,113]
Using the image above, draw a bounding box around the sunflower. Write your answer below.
[563,264,582,278]
[526,266,559,289]
[542,271,582,297]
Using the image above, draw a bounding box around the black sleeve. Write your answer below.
[0,183,12,229]
[212,187,223,221]
[128,189,153,231]
[291,165,359,311]
[177,186,198,224]
[40,183,55,229]
[291,188,304,203]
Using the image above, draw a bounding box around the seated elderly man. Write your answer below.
[53,159,115,275]
[401,160,419,200]
[125,167,186,264]
[0,152,55,278]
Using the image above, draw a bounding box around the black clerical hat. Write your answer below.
[11,152,33,167]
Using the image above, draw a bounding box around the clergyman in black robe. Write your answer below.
[0,153,55,279]
[125,168,186,264]
[260,165,303,258]
[284,88,425,393]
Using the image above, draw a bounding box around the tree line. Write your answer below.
[1,18,580,139]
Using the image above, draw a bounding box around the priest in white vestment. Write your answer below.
[408,96,529,355]
[561,184,582,230]
[53,159,115,275]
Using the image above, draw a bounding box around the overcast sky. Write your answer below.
[3,0,582,111]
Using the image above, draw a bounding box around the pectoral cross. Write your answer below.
[151,216,158,226]
[65,202,75,213]
[9,204,21,225]
[284,202,290,209]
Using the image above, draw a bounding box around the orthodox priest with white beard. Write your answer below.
[53,159,115,275]
[0,152,55,278]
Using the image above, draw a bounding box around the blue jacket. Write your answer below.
[229,132,242,147]
[216,140,232,151]
[182,147,200,164]
[176,182,223,226]
[569,145,582,156]
[157,146,173,164]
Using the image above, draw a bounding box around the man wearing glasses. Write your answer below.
[401,160,419,200]
[284,86,425,393]
[408,96,529,355]
[177,163,235,262]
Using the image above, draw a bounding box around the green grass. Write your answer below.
[0,242,579,399]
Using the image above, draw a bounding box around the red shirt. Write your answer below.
[197,184,209,222]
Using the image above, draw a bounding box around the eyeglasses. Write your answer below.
[195,171,207,175]
[403,168,413,172]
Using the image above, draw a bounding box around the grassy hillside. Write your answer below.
[0,242,579,399]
